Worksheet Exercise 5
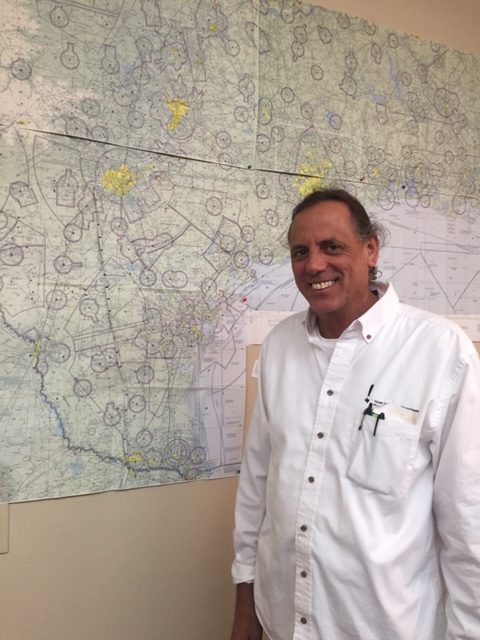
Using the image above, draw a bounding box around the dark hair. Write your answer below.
[288,189,387,281]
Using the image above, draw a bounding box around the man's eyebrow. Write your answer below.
[290,241,305,248]
[290,237,344,248]
[318,238,343,246]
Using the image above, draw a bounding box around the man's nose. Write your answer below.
[305,249,327,273]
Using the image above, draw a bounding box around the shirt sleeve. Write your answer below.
[431,351,480,639]
[231,350,271,584]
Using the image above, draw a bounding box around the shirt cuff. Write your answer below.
[231,559,256,584]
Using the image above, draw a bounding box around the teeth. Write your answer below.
[311,280,335,290]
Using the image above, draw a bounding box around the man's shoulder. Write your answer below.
[397,300,459,330]
[395,300,476,354]
[263,310,307,344]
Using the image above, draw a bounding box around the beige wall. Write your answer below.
[317,0,480,55]
[1,3,479,640]
[0,480,239,640]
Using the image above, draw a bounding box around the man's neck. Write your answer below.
[316,290,379,339]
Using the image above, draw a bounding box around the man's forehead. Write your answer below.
[295,199,352,219]
[289,202,357,236]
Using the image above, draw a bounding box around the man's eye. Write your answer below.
[291,248,307,259]
[326,244,341,253]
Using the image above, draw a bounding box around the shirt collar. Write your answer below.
[304,282,400,344]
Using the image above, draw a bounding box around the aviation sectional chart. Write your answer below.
[0,0,479,501]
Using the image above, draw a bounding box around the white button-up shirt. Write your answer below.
[232,284,480,640]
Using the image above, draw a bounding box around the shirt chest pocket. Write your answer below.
[346,410,421,498]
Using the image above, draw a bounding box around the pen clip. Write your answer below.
[358,403,373,430]
[365,384,374,404]
[373,412,385,436]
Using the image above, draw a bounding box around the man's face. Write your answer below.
[289,200,379,335]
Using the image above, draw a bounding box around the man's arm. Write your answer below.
[231,352,271,637]
[431,352,480,638]
[231,583,263,640]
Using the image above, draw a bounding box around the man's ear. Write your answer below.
[366,235,380,267]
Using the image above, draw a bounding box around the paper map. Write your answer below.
[0,0,479,501]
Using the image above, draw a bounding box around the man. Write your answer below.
[231,189,480,640]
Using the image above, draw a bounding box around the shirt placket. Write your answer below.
[292,338,357,640]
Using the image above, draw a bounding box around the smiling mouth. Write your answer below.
[311,279,336,290]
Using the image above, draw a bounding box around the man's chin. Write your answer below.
[308,300,340,317]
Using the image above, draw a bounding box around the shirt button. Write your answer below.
[317,432,324,439]
[308,476,315,483]
[300,617,308,624]
[326,389,334,396]
[300,524,307,532]
[300,570,307,578]
[366,334,372,340]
